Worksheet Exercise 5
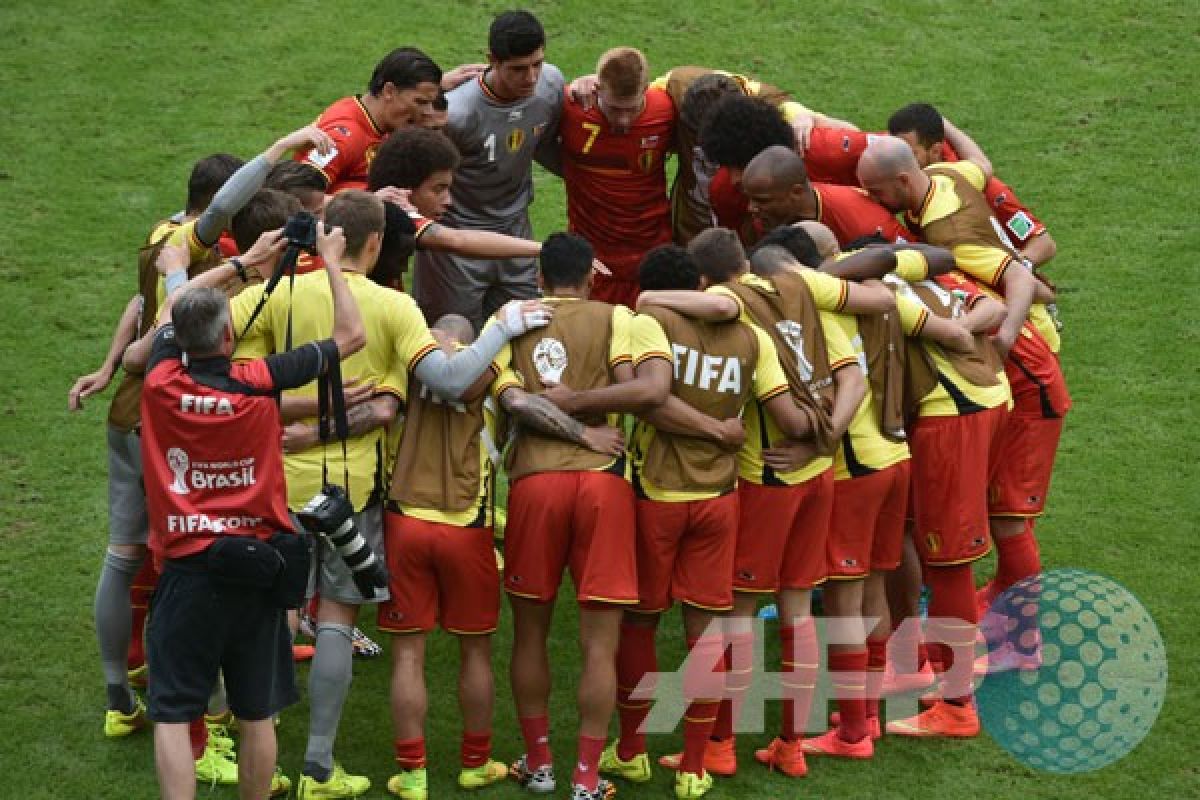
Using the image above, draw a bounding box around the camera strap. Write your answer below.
[316,344,351,492]
[238,243,301,341]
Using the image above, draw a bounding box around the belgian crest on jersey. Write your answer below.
[507,128,526,152]
[532,337,568,384]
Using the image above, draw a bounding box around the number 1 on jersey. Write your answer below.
[484,132,496,163]
[581,122,602,154]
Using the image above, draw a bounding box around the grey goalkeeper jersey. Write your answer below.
[442,65,565,230]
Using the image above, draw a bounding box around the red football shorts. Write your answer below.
[503,471,638,606]
[635,492,739,612]
[734,470,834,593]
[988,409,1064,517]
[589,275,641,309]
[1005,329,1071,418]
[378,512,499,635]
[910,407,1007,565]
[826,461,911,579]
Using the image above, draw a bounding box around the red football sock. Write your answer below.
[865,637,888,720]
[188,717,208,760]
[573,734,607,791]
[889,615,924,673]
[926,564,979,703]
[780,618,818,741]
[616,623,657,762]
[680,635,724,775]
[828,649,868,743]
[682,698,721,774]
[127,558,158,669]
[461,730,491,769]
[993,520,1041,591]
[518,716,552,770]
[395,737,427,770]
[712,631,754,740]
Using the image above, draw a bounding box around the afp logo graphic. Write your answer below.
[976,569,1167,773]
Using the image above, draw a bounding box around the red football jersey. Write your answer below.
[708,165,749,233]
[294,251,325,275]
[940,141,1047,249]
[296,95,385,193]
[934,271,1070,416]
[708,168,913,248]
[560,87,675,280]
[812,182,913,246]
[804,128,873,186]
[216,233,240,259]
[140,339,294,560]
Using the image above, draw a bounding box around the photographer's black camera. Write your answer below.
[298,484,388,602]
[282,211,321,254]
[297,483,355,538]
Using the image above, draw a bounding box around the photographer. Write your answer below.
[123,225,365,800]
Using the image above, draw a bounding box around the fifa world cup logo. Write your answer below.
[532,337,569,385]
[167,447,190,495]
[775,320,814,383]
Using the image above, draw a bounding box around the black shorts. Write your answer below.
[146,556,298,723]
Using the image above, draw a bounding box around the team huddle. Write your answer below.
[68,9,1071,800]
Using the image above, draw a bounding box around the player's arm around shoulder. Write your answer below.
[541,313,672,416]
[940,116,992,184]
[500,384,624,455]
[494,344,623,455]
[635,286,740,321]
[959,294,1008,335]
[894,289,973,354]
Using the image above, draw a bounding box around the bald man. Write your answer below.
[886,103,1057,269]
[740,146,912,248]
[857,135,1071,699]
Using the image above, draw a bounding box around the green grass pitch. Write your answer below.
[0,0,1195,797]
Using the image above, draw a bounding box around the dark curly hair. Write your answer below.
[700,95,795,169]
[367,128,460,191]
